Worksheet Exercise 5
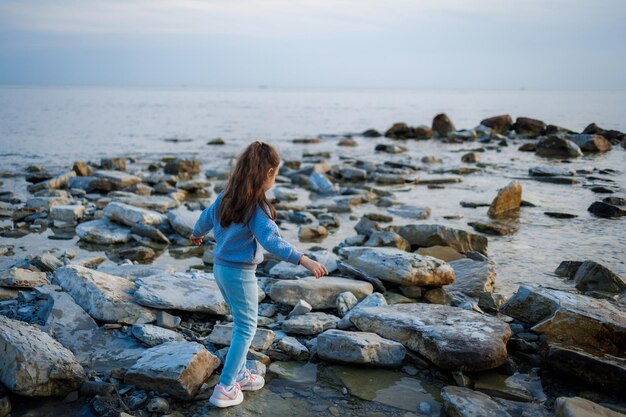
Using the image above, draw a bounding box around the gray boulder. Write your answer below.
[269,276,373,309]
[447,258,497,296]
[76,219,131,244]
[104,202,167,227]
[397,224,488,254]
[282,312,338,335]
[317,329,406,367]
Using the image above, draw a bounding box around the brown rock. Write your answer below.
[481,114,513,134]
[488,182,522,218]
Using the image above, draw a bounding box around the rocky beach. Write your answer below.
[1,108,626,417]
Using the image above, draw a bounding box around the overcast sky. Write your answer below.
[0,0,625,89]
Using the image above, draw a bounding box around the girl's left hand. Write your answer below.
[189,235,203,246]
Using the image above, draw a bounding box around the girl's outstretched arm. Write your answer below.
[190,200,217,244]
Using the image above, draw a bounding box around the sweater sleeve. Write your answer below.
[249,206,303,265]
[192,200,216,237]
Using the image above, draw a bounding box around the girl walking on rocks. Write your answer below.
[190,140,328,408]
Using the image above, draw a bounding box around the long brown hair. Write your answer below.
[218,141,280,227]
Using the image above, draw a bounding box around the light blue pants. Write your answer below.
[213,263,258,386]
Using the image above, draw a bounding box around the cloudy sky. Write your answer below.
[0,0,624,89]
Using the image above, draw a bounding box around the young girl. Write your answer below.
[189,141,328,408]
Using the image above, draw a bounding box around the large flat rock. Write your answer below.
[555,396,624,417]
[339,247,454,287]
[317,329,406,366]
[103,201,167,227]
[441,386,512,417]
[93,170,141,190]
[54,265,157,324]
[282,312,339,335]
[0,316,85,397]
[350,303,512,371]
[397,224,488,254]
[501,285,626,355]
[167,208,200,237]
[124,341,220,399]
[446,258,496,296]
[75,219,131,244]
[134,272,264,314]
[269,276,373,309]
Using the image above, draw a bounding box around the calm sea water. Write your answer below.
[0,86,625,295]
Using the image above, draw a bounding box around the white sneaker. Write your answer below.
[209,382,244,408]
[236,369,265,391]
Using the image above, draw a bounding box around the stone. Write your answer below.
[176,179,211,192]
[446,258,496,296]
[554,261,583,278]
[276,336,309,360]
[298,225,328,241]
[535,136,583,158]
[0,316,85,396]
[514,117,546,137]
[93,170,141,190]
[336,292,387,329]
[441,386,512,417]
[468,222,518,236]
[111,195,179,213]
[573,260,626,294]
[414,124,432,139]
[528,166,575,177]
[432,113,456,138]
[55,265,156,324]
[282,312,338,335]
[156,311,181,329]
[50,204,85,227]
[461,152,480,163]
[385,122,412,139]
[146,397,169,413]
[269,276,373,309]
[124,341,220,399]
[134,272,256,315]
[555,396,625,417]
[76,219,131,244]
[336,291,358,318]
[588,201,626,218]
[207,323,275,350]
[26,171,76,193]
[288,299,313,316]
[473,372,544,403]
[97,263,176,280]
[501,285,626,356]
[131,223,170,244]
[364,231,411,251]
[416,246,464,262]
[167,209,200,237]
[317,329,405,366]
[397,224,488,254]
[308,171,338,195]
[131,324,185,347]
[0,268,49,288]
[481,115,513,134]
[104,202,167,227]
[339,247,454,287]
[569,134,613,152]
[164,159,201,177]
[487,181,522,218]
[518,142,537,152]
[363,128,382,137]
[375,144,406,154]
[268,261,310,279]
[350,303,512,371]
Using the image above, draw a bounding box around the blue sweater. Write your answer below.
[192,192,303,270]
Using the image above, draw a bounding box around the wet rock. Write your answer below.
[441,386,512,417]
[26,171,76,193]
[131,323,185,347]
[397,224,488,254]
[0,268,49,288]
[116,246,156,262]
[331,166,367,181]
[354,216,381,237]
[0,316,85,396]
[103,202,167,227]
[533,176,580,185]
[588,201,626,218]
[528,166,575,177]
[583,122,626,144]
[131,223,170,244]
[176,179,211,192]
[146,397,169,413]
[167,208,200,237]
[487,181,522,218]
[288,299,312,316]
[414,124,432,139]
[535,136,583,158]
[416,245,464,262]
[350,303,512,370]
[474,372,545,403]
[481,115,513,134]
[282,312,338,335]
[76,219,131,244]
[308,171,338,195]
[573,260,626,294]
[340,246,454,287]
[269,276,373,309]
[336,291,358,317]
[25,195,74,211]
[364,231,411,251]
[362,128,382,137]
[164,159,201,177]
[156,311,181,329]
[432,113,456,138]
[384,122,412,139]
[569,134,613,152]
[317,329,405,366]
[387,204,431,220]
[555,396,625,417]
[544,212,578,219]
[276,336,309,360]
[50,204,85,227]
[337,292,387,329]
[55,265,156,324]
[518,142,536,152]
[93,170,141,190]
[124,341,220,399]
[134,272,252,315]
[111,195,180,213]
[468,222,518,236]
[268,261,310,279]
[208,323,275,350]
[446,257,496,296]
[514,117,546,137]
[546,344,626,392]
[337,137,357,146]
[461,152,480,163]
[502,285,626,355]
[97,263,175,280]
[603,196,626,206]
[298,225,328,241]
[554,261,583,278]
[375,143,406,154]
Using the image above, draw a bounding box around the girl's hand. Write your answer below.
[300,255,329,279]
[189,235,203,246]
